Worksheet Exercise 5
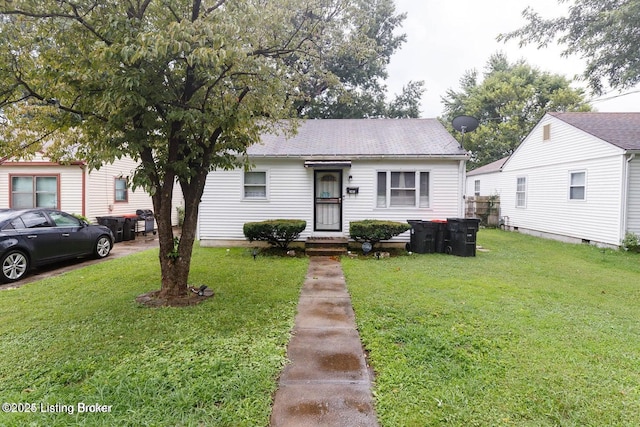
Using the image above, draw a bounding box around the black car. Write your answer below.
[0,208,115,283]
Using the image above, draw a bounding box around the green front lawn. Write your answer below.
[2,230,639,426]
[0,247,308,426]
[343,229,640,426]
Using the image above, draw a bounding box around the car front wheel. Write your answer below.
[1,250,29,283]
[95,236,112,259]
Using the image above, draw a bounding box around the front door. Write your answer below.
[314,170,342,231]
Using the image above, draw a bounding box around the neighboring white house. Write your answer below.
[0,153,183,226]
[198,119,469,246]
[465,156,509,197]
[465,112,640,247]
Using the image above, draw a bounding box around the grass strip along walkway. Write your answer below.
[0,247,308,427]
[343,229,640,426]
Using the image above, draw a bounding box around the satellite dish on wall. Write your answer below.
[452,115,479,133]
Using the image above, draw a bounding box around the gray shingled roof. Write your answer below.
[467,156,509,176]
[549,112,640,151]
[247,119,467,157]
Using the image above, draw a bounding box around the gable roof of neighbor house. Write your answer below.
[548,112,640,151]
[247,119,468,158]
[467,156,510,177]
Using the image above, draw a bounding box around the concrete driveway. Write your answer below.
[0,234,159,290]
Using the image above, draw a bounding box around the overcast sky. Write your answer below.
[386,0,640,118]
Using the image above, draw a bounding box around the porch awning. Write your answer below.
[304,160,352,168]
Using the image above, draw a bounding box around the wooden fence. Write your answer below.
[465,195,500,227]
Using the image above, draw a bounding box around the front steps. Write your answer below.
[305,236,349,257]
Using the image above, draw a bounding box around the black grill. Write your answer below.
[136,209,156,235]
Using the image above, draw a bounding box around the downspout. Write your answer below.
[621,153,636,243]
[80,164,87,218]
[459,159,466,217]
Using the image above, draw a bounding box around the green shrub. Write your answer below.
[72,213,90,224]
[176,206,185,227]
[622,232,640,253]
[243,219,307,250]
[349,219,411,248]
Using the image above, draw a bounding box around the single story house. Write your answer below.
[0,153,183,226]
[198,119,469,246]
[466,156,509,197]
[465,112,640,247]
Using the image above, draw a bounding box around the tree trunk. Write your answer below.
[153,168,208,300]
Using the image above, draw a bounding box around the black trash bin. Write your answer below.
[407,220,437,254]
[96,216,125,243]
[432,219,448,253]
[123,217,136,241]
[446,218,480,257]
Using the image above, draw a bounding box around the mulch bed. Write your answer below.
[136,286,214,307]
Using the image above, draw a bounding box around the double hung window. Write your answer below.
[569,171,586,201]
[516,177,527,208]
[377,171,429,208]
[244,171,267,199]
[115,178,128,202]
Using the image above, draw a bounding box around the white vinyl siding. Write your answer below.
[505,116,622,171]
[0,154,182,225]
[87,157,183,225]
[199,159,312,241]
[499,114,626,246]
[0,152,83,214]
[465,172,503,198]
[199,159,462,243]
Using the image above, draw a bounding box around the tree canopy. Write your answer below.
[0,0,401,302]
[499,0,640,95]
[441,53,591,168]
[295,0,425,118]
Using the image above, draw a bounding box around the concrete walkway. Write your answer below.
[270,256,379,427]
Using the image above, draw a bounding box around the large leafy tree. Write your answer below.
[499,0,640,95]
[294,0,425,118]
[0,0,379,303]
[441,53,591,168]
